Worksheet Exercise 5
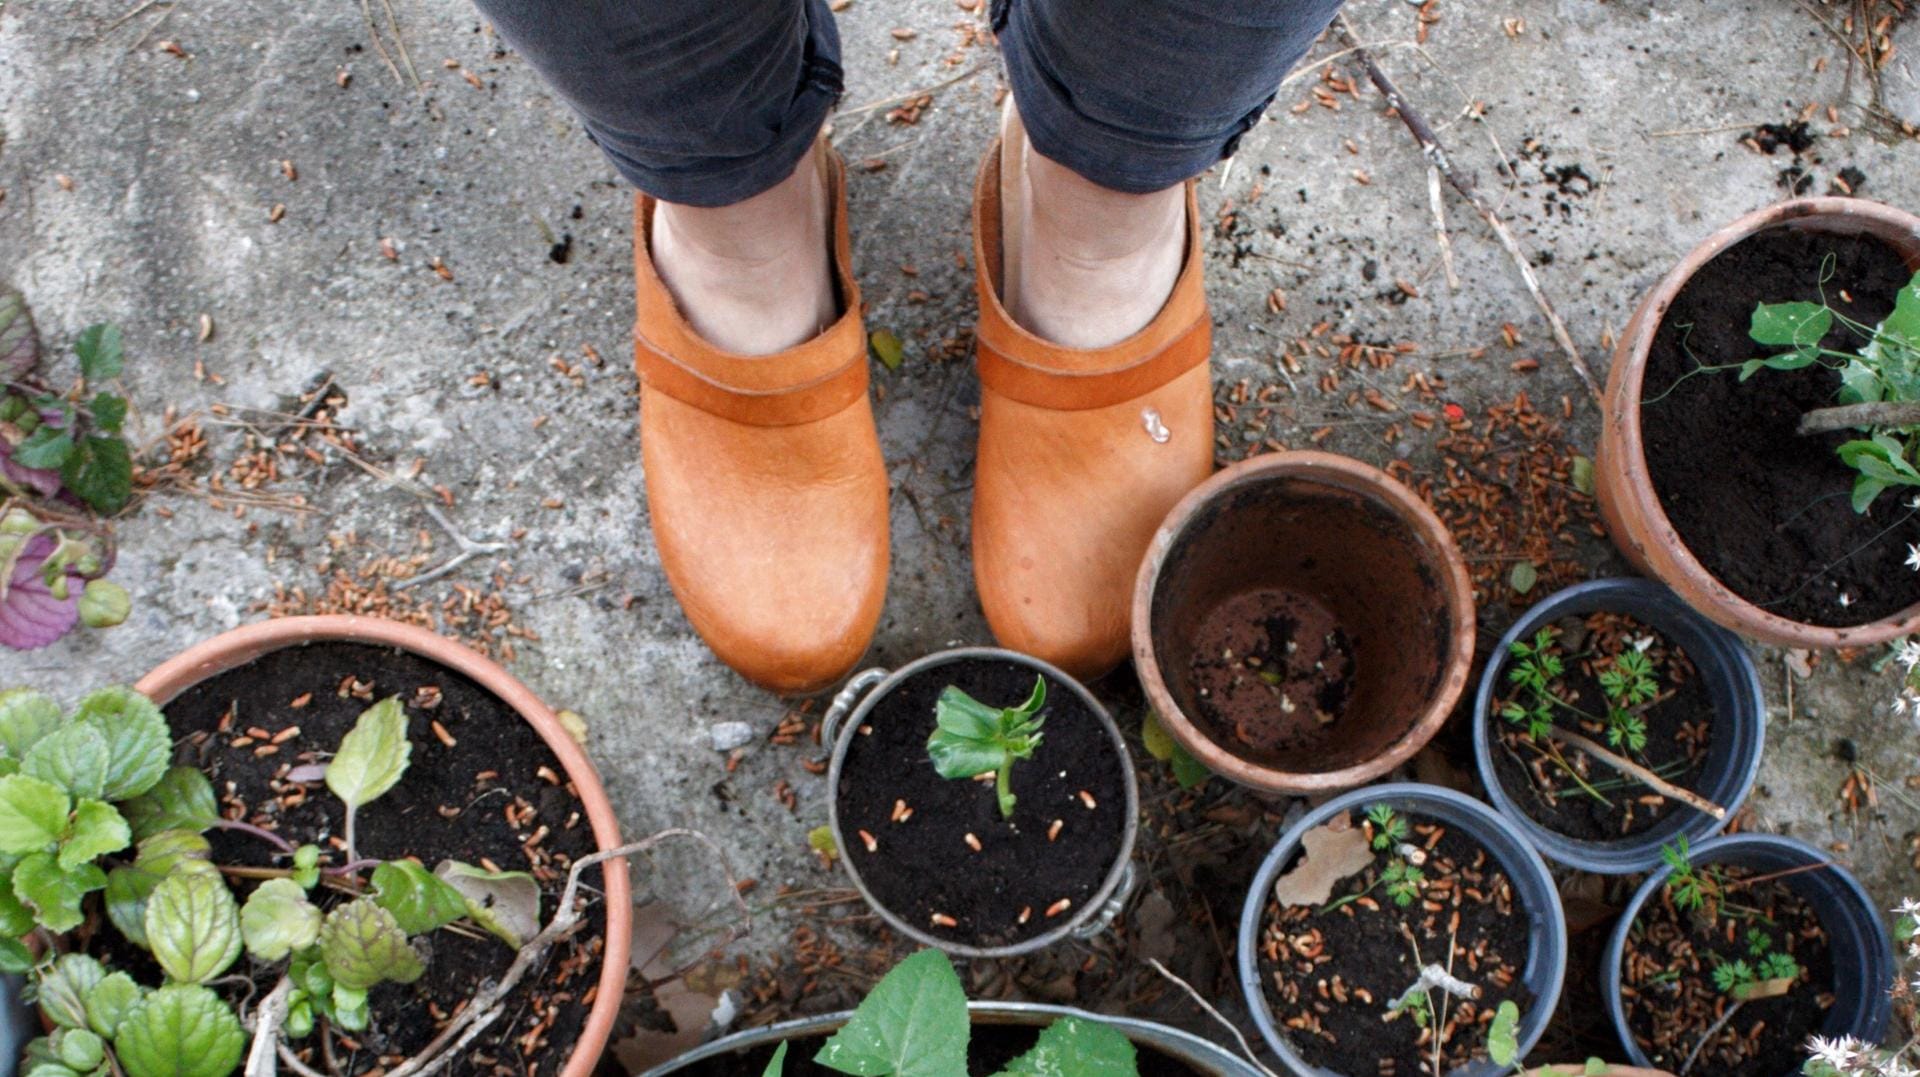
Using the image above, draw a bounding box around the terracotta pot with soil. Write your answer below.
[1602,834,1893,1077]
[1133,451,1475,796]
[132,615,632,1077]
[1238,783,1567,1077]
[1472,578,1764,874]
[642,1002,1266,1077]
[822,647,1139,957]
[1596,196,1920,648]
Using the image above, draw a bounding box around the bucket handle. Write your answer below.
[1071,860,1139,940]
[821,667,890,748]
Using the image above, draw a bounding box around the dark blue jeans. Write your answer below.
[473,0,1345,206]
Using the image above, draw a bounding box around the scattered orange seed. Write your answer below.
[1048,819,1064,841]
[1045,898,1072,919]
[1018,906,1032,924]
[431,720,457,747]
[930,912,958,928]
[231,736,255,748]
[1077,790,1097,810]
[479,857,502,873]
[247,726,272,740]
[289,693,313,709]
[964,833,982,852]
[536,765,561,785]
[858,829,878,853]
[271,726,300,744]
[254,745,279,757]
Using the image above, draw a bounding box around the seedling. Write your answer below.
[0,686,540,1077]
[1368,803,1409,850]
[1322,805,1425,913]
[1710,927,1802,1000]
[1502,628,1664,756]
[768,948,1138,1077]
[926,677,1048,819]
[1661,836,1729,918]
[1488,1000,1612,1075]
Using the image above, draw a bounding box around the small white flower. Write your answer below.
[1897,898,1920,918]
[1809,1035,1859,1068]
[1907,543,1920,571]
[1894,689,1920,720]
[1840,591,1855,608]
[1632,635,1655,653]
[1898,640,1920,671]
[1885,1057,1920,1077]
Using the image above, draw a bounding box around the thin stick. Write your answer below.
[1427,165,1459,291]
[1679,999,1743,1076]
[834,62,988,120]
[1798,400,1920,434]
[359,0,405,88]
[1334,14,1601,406]
[245,977,293,1077]
[275,1041,329,1077]
[378,0,422,90]
[1649,122,1771,138]
[1145,959,1283,1077]
[1540,724,1727,819]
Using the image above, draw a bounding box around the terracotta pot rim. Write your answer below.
[1129,450,1477,795]
[132,615,631,1077]
[1602,195,1920,649]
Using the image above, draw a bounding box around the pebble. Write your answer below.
[709,721,755,752]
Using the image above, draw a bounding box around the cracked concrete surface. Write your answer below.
[3,0,1920,1057]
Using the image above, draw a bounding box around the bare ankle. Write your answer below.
[650,155,836,356]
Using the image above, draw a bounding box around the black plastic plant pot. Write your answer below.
[1237,783,1567,1077]
[1471,578,1765,874]
[639,1001,1267,1076]
[822,647,1140,958]
[1602,834,1893,1076]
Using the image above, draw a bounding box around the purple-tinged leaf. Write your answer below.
[0,534,80,650]
[0,292,35,381]
[0,450,61,498]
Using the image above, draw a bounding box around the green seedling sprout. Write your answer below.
[926,677,1047,819]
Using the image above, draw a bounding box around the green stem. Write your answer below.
[1319,873,1380,916]
[995,756,1015,819]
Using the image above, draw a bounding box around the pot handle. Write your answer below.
[1071,860,1139,941]
[821,667,890,748]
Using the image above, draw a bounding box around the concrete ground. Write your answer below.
[4,0,1920,1066]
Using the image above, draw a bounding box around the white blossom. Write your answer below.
[1907,543,1920,572]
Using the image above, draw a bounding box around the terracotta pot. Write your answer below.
[1131,451,1475,795]
[134,616,631,1077]
[1595,195,1920,649]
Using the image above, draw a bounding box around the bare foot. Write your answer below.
[1000,107,1186,350]
[650,152,836,356]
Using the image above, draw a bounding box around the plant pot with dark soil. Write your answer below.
[1133,452,1475,796]
[822,648,1138,958]
[1596,196,1920,648]
[0,616,633,1077]
[645,949,1266,1077]
[1602,834,1893,1077]
[1472,578,1764,874]
[1238,783,1566,1077]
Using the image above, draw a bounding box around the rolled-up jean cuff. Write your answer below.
[996,11,1260,193]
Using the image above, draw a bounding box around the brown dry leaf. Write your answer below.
[1271,813,1373,907]
[1734,976,1796,1001]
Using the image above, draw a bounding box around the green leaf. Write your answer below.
[1748,300,1833,347]
[120,768,220,841]
[324,697,412,809]
[72,325,123,383]
[0,289,38,380]
[72,688,171,802]
[0,936,32,973]
[83,971,145,1040]
[1509,560,1539,595]
[1761,347,1818,372]
[146,864,241,984]
[370,859,467,935]
[320,898,424,989]
[763,1040,790,1077]
[1487,1000,1521,1067]
[113,984,245,1077]
[59,798,131,870]
[329,983,368,1031]
[290,844,320,890]
[11,427,74,471]
[0,690,63,760]
[0,771,70,856]
[1140,712,1177,762]
[107,829,214,950]
[807,825,838,859]
[433,860,540,947]
[78,580,131,629]
[990,1016,1137,1077]
[240,878,322,961]
[24,724,110,802]
[59,436,133,515]
[14,851,105,932]
[869,329,905,372]
[88,393,127,434]
[814,949,969,1077]
[0,866,37,936]
[1875,272,1920,350]
[37,955,106,1030]
[925,734,1005,781]
[1569,454,1595,495]
[51,1028,103,1073]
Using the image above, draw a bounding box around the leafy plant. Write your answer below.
[0,292,136,651]
[1660,836,1725,917]
[1381,859,1426,907]
[1322,804,1424,914]
[1595,648,1655,753]
[0,686,541,1077]
[926,678,1047,819]
[786,949,1138,1077]
[1712,927,1802,998]
[1502,627,1667,760]
[1367,804,1409,851]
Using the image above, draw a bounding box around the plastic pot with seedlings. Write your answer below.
[0,616,635,1077]
[1597,196,1920,648]
[1603,834,1892,1077]
[822,647,1139,957]
[1133,452,1475,796]
[1472,578,1764,874]
[1238,784,1567,1077]
[644,948,1267,1076]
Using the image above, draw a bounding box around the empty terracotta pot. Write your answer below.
[1595,196,1920,649]
[1131,451,1475,794]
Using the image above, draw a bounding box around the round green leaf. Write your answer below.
[0,935,32,973]
[434,860,540,947]
[324,698,412,810]
[78,580,130,629]
[146,865,241,984]
[15,851,105,933]
[37,954,106,1031]
[0,774,69,855]
[59,799,131,871]
[240,878,322,962]
[83,971,145,1040]
[23,724,110,802]
[71,688,170,802]
[0,866,38,935]
[0,691,63,762]
[369,859,467,935]
[114,985,245,1077]
[319,898,423,989]
[119,768,219,841]
[52,1028,103,1072]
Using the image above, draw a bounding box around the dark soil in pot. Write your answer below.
[1640,226,1920,625]
[1619,869,1834,1077]
[1255,810,1535,1076]
[662,1025,1207,1076]
[83,642,607,1077]
[835,657,1127,950]
[1186,589,1356,753]
[1488,610,1714,841]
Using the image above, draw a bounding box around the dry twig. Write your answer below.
[1541,724,1727,820]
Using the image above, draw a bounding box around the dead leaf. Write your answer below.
[1734,976,1796,1001]
[1271,813,1374,907]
